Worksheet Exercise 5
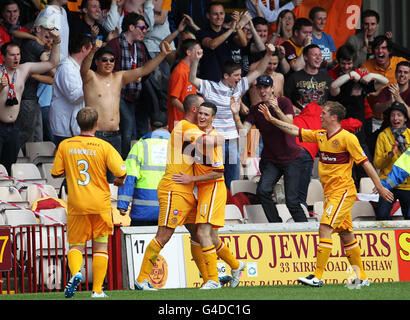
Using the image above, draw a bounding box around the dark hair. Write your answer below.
[183,94,202,113]
[69,34,93,54]
[179,39,200,59]
[371,35,392,54]
[276,10,295,36]
[361,9,380,24]
[94,46,115,60]
[309,6,327,21]
[336,44,357,62]
[206,1,224,13]
[0,41,19,57]
[396,60,410,71]
[302,44,320,56]
[222,60,241,76]
[293,17,312,34]
[121,12,146,33]
[1,0,19,13]
[200,101,217,116]
[252,16,268,27]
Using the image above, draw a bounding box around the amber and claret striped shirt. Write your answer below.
[299,128,368,195]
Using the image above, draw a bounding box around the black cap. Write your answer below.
[389,102,409,120]
[256,75,273,87]
[94,46,115,60]
[150,112,167,128]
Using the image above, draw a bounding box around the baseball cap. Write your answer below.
[94,46,115,60]
[389,102,409,120]
[256,75,273,87]
[150,112,167,128]
[34,17,57,30]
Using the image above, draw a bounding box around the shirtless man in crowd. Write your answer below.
[0,30,61,173]
[80,39,172,180]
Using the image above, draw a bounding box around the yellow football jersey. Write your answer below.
[51,135,126,216]
[193,128,224,185]
[299,128,368,195]
[159,119,204,193]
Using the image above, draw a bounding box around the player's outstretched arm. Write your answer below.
[258,103,299,136]
[361,160,394,203]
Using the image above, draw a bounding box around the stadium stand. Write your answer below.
[243,204,269,224]
[230,179,258,196]
[359,177,375,194]
[351,201,376,221]
[306,178,324,206]
[225,204,245,224]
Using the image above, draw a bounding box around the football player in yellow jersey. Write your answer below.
[51,107,127,298]
[173,102,245,289]
[259,100,394,287]
[135,94,226,290]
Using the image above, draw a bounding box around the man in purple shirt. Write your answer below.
[231,75,307,222]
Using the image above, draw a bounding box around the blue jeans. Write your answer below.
[257,158,308,223]
[222,138,239,190]
[95,130,122,183]
[119,98,149,159]
[376,188,410,220]
[298,148,314,210]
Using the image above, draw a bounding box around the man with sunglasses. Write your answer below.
[81,37,172,182]
[106,12,153,158]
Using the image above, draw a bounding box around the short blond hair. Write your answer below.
[324,101,346,122]
[76,107,98,131]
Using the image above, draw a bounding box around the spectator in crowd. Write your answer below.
[168,0,212,33]
[270,9,295,46]
[196,2,247,82]
[16,17,58,152]
[189,43,276,190]
[292,102,322,212]
[281,17,313,72]
[374,102,410,220]
[285,44,332,112]
[259,100,393,287]
[34,0,70,60]
[381,146,410,220]
[231,75,307,223]
[0,32,60,175]
[99,0,125,34]
[345,9,380,68]
[166,38,200,132]
[239,13,265,76]
[51,106,127,299]
[69,0,112,43]
[80,39,171,181]
[0,1,30,56]
[117,113,170,226]
[309,6,336,71]
[49,34,92,147]
[143,0,174,97]
[106,13,152,158]
[330,44,388,166]
[246,0,302,23]
[374,61,410,128]
[360,35,407,155]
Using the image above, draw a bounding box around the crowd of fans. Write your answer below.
[0,0,408,221]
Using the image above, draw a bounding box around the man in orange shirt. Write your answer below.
[361,35,407,84]
[259,100,394,287]
[51,107,127,298]
[166,39,199,131]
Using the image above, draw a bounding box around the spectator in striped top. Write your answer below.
[188,42,276,190]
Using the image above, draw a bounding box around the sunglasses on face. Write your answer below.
[134,25,147,31]
[100,57,115,63]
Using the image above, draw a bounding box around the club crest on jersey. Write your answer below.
[332,139,340,148]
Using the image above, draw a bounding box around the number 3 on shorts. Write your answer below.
[77,159,90,186]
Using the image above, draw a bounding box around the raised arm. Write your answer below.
[188,46,203,89]
[121,40,172,85]
[246,43,275,84]
[80,39,103,80]
[330,70,360,96]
